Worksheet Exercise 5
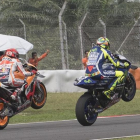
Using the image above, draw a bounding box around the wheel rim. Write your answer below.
[0,116,8,126]
[33,84,47,107]
[0,103,4,110]
[84,98,97,123]
[0,103,8,126]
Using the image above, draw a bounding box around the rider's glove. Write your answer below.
[124,62,129,68]
[31,70,37,75]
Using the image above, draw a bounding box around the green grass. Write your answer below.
[9,90,140,124]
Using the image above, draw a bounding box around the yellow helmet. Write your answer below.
[96,37,110,50]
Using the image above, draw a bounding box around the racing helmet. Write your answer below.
[5,48,19,58]
[96,37,110,50]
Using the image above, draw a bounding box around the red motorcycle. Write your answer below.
[0,58,47,129]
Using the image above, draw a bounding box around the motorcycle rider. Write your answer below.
[0,48,37,107]
[85,37,129,99]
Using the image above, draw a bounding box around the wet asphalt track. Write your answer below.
[0,115,140,140]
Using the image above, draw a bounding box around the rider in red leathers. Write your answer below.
[0,48,36,105]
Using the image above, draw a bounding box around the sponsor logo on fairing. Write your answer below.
[87,66,93,72]
[103,70,115,75]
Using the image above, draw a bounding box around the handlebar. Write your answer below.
[35,72,45,78]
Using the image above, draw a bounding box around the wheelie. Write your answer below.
[0,49,47,129]
[74,37,136,126]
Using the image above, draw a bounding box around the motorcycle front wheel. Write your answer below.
[31,82,47,109]
[75,92,98,126]
[0,102,9,130]
[122,73,136,102]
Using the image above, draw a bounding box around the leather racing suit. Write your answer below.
[0,56,32,87]
[85,45,126,99]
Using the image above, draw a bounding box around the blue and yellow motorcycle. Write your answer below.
[74,54,136,126]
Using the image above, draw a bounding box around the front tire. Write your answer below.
[31,82,47,109]
[75,93,98,126]
[122,73,136,102]
[0,102,9,130]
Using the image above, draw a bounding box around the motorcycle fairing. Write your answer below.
[25,81,36,100]
[74,76,96,85]
[74,76,113,89]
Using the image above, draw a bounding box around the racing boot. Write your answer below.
[11,83,27,100]
[10,87,21,100]
[10,90,18,101]
[10,89,21,110]
[103,90,114,100]
[103,77,120,100]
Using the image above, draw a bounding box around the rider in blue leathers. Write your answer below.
[85,37,129,99]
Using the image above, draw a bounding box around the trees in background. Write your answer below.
[0,0,140,69]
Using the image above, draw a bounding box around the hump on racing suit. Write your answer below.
[85,46,118,78]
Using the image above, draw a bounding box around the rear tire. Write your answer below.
[122,73,136,102]
[0,101,9,130]
[75,92,98,126]
[31,83,47,109]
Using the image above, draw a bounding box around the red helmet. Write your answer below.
[5,48,19,58]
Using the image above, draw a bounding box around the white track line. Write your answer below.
[9,119,77,125]
[98,114,140,119]
[9,114,140,126]
[91,135,140,140]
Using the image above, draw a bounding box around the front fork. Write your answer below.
[25,81,36,100]
[36,81,43,94]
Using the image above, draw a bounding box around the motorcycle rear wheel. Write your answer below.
[0,102,9,130]
[76,92,98,126]
[31,83,47,109]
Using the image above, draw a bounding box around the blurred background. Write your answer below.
[0,0,140,70]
